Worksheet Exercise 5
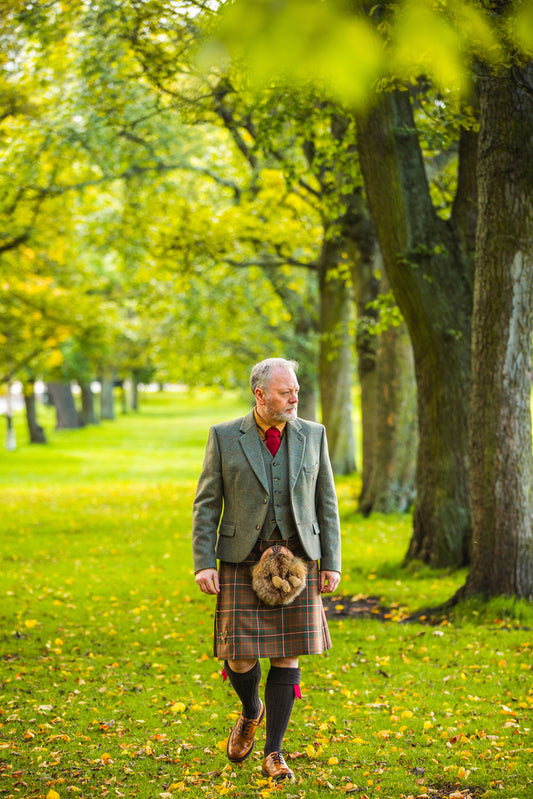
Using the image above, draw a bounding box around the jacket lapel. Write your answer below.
[239,410,269,493]
[287,419,305,491]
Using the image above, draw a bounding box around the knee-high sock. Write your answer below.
[224,660,262,719]
[264,666,301,755]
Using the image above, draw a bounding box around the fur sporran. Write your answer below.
[251,544,307,607]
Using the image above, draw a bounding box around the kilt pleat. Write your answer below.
[214,536,331,660]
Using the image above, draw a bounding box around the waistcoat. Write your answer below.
[259,432,299,540]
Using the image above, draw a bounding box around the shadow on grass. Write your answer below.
[322,590,533,628]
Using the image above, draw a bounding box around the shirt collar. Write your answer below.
[254,407,286,440]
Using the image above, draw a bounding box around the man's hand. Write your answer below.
[319,570,341,594]
[195,568,220,595]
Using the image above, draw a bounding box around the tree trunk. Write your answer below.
[354,271,379,507]
[357,89,475,566]
[4,383,16,451]
[351,246,417,515]
[48,381,82,429]
[23,381,46,444]
[296,372,316,421]
[99,375,115,420]
[120,383,128,414]
[462,63,533,599]
[131,374,140,412]
[80,382,97,425]
[318,240,356,475]
[344,194,380,506]
[364,317,417,514]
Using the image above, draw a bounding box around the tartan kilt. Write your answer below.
[214,535,332,660]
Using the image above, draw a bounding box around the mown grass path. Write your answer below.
[1,392,531,799]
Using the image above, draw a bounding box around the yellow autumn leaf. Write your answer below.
[25,619,38,629]
[305,743,323,759]
[47,791,60,799]
[328,756,339,765]
[171,702,186,713]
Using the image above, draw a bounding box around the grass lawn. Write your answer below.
[0,391,531,799]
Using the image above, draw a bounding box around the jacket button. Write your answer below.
[256,524,261,530]
[263,498,267,504]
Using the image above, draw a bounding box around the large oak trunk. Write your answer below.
[357,89,475,566]
[463,64,533,599]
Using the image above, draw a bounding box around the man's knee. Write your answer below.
[270,657,299,668]
[227,658,258,673]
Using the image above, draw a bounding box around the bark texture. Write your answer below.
[464,64,533,599]
[357,90,475,566]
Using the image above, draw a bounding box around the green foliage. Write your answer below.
[360,290,404,336]
[1,0,326,391]
[1,393,532,798]
[212,0,532,103]
[203,0,384,107]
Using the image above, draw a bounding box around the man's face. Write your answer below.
[257,367,299,424]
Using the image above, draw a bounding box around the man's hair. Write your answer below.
[250,358,299,393]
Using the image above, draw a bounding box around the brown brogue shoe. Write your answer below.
[262,751,295,782]
[226,701,265,763]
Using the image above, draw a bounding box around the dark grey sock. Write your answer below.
[224,660,262,719]
[264,666,301,756]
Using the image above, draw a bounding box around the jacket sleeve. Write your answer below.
[192,426,223,572]
[316,427,342,572]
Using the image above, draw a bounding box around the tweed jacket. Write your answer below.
[192,410,341,573]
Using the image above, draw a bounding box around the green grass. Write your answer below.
[0,392,532,799]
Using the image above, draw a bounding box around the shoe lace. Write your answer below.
[269,751,286,766]
[237,716,256,736]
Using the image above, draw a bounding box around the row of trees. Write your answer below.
[2,0,532,599]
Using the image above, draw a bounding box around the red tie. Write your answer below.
[265,427,281,456]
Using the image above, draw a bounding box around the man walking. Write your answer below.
[192,358,341,782]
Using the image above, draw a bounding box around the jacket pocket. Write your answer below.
[219,522,236,538]
[303,462,319,475]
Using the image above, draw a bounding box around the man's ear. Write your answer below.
[254,388,265,406]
